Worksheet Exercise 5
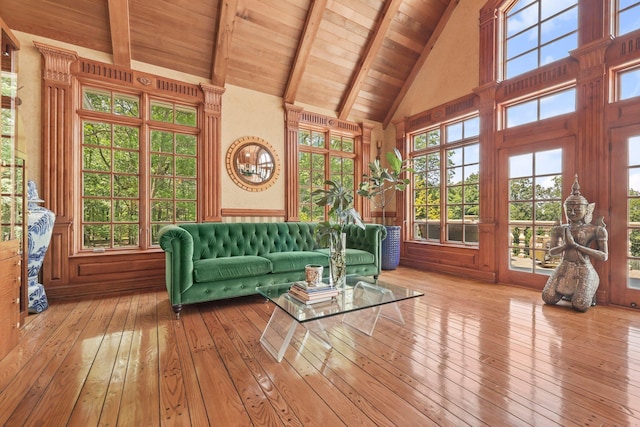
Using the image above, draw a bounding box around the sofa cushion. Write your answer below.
[262,251,329,273]
[314,248,375,266]
[193,256,272,283]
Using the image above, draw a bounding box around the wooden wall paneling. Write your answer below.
[34,42,78,290]
[400,242,494,281]
[478,3,498,86]
[200,84,224,222]
[570,37,613,303]
[45,252,165,300]
[497,116,577,147]
[606,29,640,67]
[579,0,610,45]
[360,122,374,222]
[284,103,303,221]
[474,82,499,275]
[394,119,405,229]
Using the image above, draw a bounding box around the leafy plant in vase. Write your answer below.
[358,148,414,270]
[312,180,365,288]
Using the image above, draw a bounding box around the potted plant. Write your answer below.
[312,180,365,287]
[358,148,414,270]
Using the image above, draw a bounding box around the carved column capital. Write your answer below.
[284,103,304,128]
[473,81,500,111]
[33,41,77,86]
[570,37,614,80]
[200,83,225,115]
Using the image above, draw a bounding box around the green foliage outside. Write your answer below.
[81,90,197,248]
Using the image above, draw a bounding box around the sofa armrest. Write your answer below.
[158,225,195,306]
[344,224,387,272]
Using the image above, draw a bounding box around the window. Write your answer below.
[626,136,640,289]
[618,67,640,101]
[504,0,578,79]
[410,115,480,245]
[507,148,562,275]
[80,87,198,250]
[618,0,640,36]
[298,129,356,222]
[505,87,576,128]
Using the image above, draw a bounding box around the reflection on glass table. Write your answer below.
[257,275,424,362]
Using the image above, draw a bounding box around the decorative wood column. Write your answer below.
[570,37,612,302]
[200,84,225,222]
[360,122,373,222]
[284,103,303,221]
[34,42,77,287]
[474,82,499,274]
[570,39,611,207]
[393,119,406,229]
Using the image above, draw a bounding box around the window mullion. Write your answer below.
[139,92,150,250]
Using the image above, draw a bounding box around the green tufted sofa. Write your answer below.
[158,222,386,317]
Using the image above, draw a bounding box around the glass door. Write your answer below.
[610,125,640,308]
[498,139,575,288]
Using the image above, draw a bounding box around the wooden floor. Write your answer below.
[1,267,640,426]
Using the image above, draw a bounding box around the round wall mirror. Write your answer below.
[226,136,280,192]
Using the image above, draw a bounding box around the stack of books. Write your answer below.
[288,281,338,305]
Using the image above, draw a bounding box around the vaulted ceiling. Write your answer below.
[1,0,457,126]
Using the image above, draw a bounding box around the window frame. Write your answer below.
[616,0,640,36]
[284,107,365,223]
[502,0,579,80]
[77,83,201,252]
[408,114,481,246]
[297,126,359,222]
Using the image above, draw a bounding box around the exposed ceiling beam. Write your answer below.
[283,0,328,104]
[383,0,459,128]
[338,0,403,121]
[107,0,132,68]
[211,0,239,87]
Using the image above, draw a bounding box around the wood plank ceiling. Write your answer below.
[0,0,456,126]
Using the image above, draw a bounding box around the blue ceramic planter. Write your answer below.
[381,225,401,270]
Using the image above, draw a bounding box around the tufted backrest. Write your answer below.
[180,222,318,261]
[344,223,386,250]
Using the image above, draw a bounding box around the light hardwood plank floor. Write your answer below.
[1,267,639,426]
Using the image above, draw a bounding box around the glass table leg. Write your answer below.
[260,306,334,362]
[260,306,298,362]
[342,283,406,336]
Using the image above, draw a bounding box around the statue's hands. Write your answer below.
[564,226,576,247]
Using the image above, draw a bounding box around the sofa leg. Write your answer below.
[374,274,379,280]
[172,304,182,319]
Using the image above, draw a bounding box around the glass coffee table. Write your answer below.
[257,275,423,362]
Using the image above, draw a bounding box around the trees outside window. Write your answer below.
[298,128,356,222]
[80,87,198,250]
[507,149,563,275]
[410,115,480,245]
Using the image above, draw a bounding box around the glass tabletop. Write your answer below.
[257,275,424,323]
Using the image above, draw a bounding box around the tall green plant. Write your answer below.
[358,148,414,225]
[312,180,364,247]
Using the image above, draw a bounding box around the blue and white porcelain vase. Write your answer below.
[27,180,55,313]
